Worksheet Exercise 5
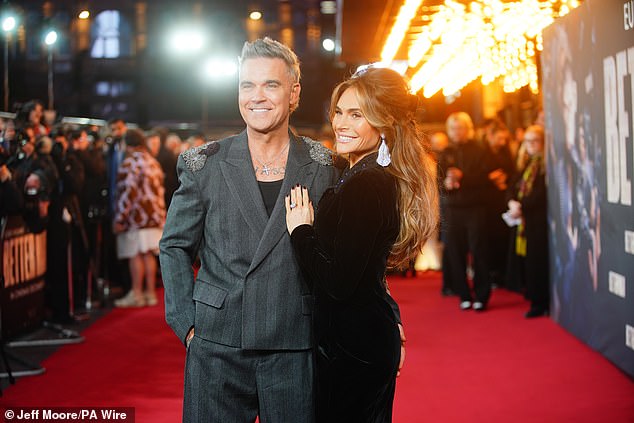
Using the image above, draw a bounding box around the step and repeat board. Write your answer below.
[1,216,47,339]
[542,0,634,377]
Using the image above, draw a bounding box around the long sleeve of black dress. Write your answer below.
[290,164,399,302]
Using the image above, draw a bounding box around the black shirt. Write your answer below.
[258,179,283,217]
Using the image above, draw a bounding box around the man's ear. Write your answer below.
[290,82,301,109]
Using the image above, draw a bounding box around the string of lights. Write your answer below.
[380,0,425,63]
[382,0,581,97]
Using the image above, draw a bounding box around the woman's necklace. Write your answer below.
[252,142,290,176]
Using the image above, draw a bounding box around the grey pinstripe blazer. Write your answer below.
[159,130,336,350]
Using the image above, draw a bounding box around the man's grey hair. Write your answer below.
[239,37,301,83]
[446,111,475,140]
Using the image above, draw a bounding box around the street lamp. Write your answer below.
[167,28,205,55]
[322,38,335,52]
[200,57,238,132]
[44,30,57,111]
[2,15,16,111]
[202,58,238,79]
[166,27,207,129]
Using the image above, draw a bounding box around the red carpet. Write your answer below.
[3,272,634,422]
[391,273,634,422]
[1,300,184,422]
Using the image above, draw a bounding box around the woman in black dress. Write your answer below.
[506,125,549,317]
[285,68,439,422]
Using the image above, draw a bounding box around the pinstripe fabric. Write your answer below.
[160,130,334,422]
[184,336,314,423]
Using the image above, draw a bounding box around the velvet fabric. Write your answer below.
[290,153,401,422]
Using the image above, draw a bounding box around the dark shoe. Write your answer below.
[441,287,456,297]
[525,307,548,318]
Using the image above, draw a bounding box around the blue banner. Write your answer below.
[542,0,634,377]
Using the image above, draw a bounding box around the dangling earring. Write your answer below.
[377,133,391,166]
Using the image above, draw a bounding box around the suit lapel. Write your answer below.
[247,133,317,275]
[220,131,268,238]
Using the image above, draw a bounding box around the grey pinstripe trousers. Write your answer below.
[183,336,314,423]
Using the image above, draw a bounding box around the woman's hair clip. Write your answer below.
[352,64,373,78]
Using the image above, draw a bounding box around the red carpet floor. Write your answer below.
[2,272,633,422]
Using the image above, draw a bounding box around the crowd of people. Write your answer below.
[434,110,549,318]
[0,100,208,322]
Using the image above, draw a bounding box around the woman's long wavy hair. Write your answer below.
[329,67,439,269]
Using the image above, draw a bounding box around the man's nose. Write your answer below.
[251,86,266,101]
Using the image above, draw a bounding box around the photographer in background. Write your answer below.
[1,127,54,233]
[15,100,49,137]
[45,128,86,322]
[1,118,17,154]
[103,119,131,296]
[8,127,37,190]
[72,128,108,303]
[0,121,23,217]
[21,169,52,233]
[0,163,23,217]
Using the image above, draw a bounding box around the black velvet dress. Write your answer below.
[290,153,402,423]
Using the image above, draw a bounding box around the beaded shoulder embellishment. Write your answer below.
[182,141,219,172]
[301,136,333,166]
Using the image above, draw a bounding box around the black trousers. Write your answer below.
[486,210,510,285]
[524,229,550,310]
[443,206,491,304]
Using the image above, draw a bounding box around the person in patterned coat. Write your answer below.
[113,128,166,307]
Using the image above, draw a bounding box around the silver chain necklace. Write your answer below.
[252,142,290,176]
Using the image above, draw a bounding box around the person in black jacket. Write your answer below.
[45,129,86,321]
[150,129,179,210]
[285,67,438,422]
[483,120,516,289]
[506,125,549,318]
[439,112,495,311]
[0,164,23,217]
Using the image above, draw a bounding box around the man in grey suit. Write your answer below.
[159,38,335,422]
